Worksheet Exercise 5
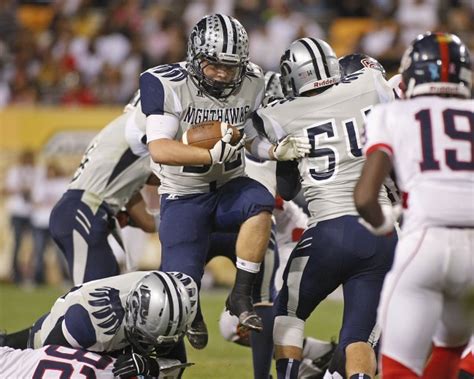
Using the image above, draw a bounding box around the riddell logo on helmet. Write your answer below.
[428,85,459,94]
[313,78,338,88]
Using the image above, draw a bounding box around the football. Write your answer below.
[182,121,242,149]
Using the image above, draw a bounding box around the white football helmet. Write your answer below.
[124,271,198,353]
[187,14,250,98]
[280,38,340,97]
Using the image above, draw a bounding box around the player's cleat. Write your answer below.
[186,319,208,350]
[225,294,263,332]
[308,340,338,379]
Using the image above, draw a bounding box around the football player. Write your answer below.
[460,336,474,379]
[139,13,310,338]
[213,71,336,379]
[1,271,197,378]
[338,53,402,207]
[354,31,473,379]
[48,96,158,285]
[0,345,188,378]
[0,345,115,378]
[254,37,398,379]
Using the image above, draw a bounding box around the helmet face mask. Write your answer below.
[187,14,250,99]
[399,32,472,99]
[280,38,341,97]
[124,272,198,354]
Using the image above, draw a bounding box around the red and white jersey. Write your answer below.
[460,336,474,374]
[273,198,308,247]
[365,96,474,233]
[0,345,114,378]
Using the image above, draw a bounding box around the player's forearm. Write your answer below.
[355,200,385,227]
[148,139,212,166]
[354,150,393,226]
[276,160,301,200]
[126,193,156,233]
[247,136,275,160]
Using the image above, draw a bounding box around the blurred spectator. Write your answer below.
[60,72,99,105]
[357,17,404,73]
[0,0,470,106]
[95,20,131,67]
[250,1,324,71]
[4,150,36,285]
[395,0,439,46]
[183,0,235,33]
[30,160,70,286]
[332,0,371,17]
[0,0,18,46]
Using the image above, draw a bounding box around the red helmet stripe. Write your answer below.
[437,34,450,82]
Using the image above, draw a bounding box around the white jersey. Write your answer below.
[68,104,151,214]
[32,271,155,352]
[141,62,265,195]
[244,153,277,197]
[0,345,114,378]
[364,96,474,233]
[257,69,393,225]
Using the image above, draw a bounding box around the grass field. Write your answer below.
[0,284,343,378]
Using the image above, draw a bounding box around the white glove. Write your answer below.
[273,135,311,161]
[209,128,246,165]
[358,204,402,236]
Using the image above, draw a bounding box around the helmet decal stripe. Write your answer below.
[169,275,185,335]
[216,14,229,54]
[230,18,238,54]
[437,34,450,82]
[309,38,331,78]
[154,272,176,335]
[299,39,322,80]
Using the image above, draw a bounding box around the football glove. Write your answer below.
[358,204,402,236]
[209,128,246,165]
[112,352,160,378]
[273,135,311,161]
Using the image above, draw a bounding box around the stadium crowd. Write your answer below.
[0,1,473,379]
[0,0,473,107]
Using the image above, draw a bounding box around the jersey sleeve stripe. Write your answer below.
[366,143,393,156]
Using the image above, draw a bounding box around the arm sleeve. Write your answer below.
[363,105,393,157]
[276,160,301,201]
[140,72,180,142]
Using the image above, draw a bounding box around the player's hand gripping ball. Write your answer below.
[182,121,242,149]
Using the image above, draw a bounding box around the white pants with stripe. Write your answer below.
[378,227,474,375]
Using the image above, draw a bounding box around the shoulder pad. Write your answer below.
[144,62,188,84]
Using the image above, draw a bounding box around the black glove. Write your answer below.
[112,352,160,378]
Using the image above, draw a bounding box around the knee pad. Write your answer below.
[273,315,304,348]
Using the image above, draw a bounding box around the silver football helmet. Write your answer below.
[124,272,198,354]
[187,14,249,98]
[280,38,340,97]
[264,71,284,99]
